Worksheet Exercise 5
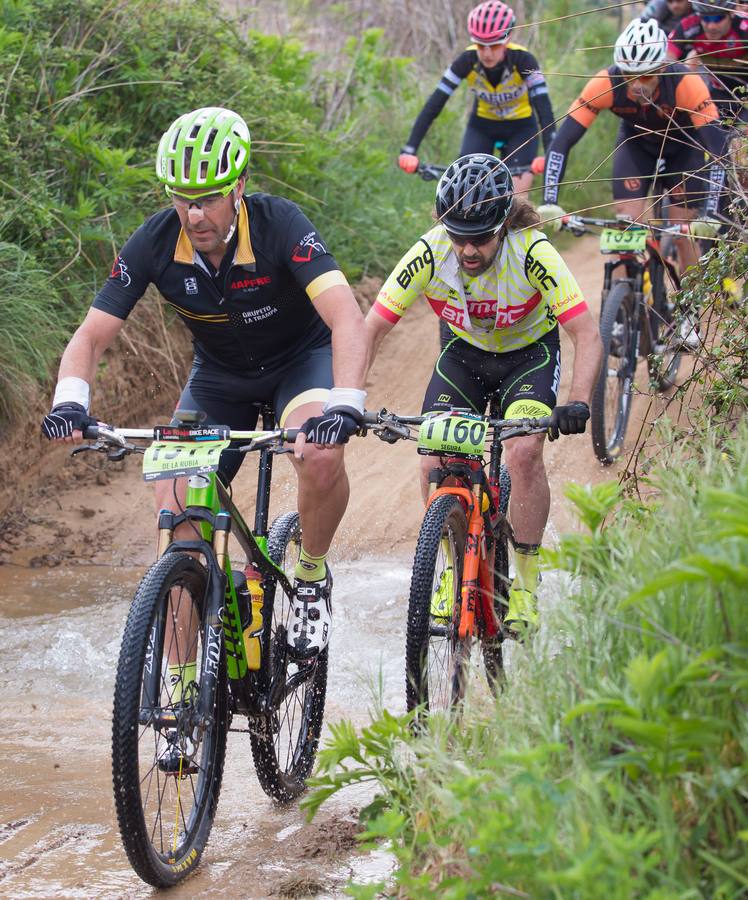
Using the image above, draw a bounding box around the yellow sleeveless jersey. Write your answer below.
[373,225,587,354]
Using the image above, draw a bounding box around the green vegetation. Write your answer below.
[307,425,748,897]
[0,0,623,422]
[305,225,748,896]
[0,0,436,421]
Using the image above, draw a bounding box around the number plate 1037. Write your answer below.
[599,227,647,254]
[417,414,487,459]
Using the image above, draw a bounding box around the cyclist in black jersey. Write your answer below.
[41,107,368,661]
[398,1,556,195]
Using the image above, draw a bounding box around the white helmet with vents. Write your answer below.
[614,19,668,74]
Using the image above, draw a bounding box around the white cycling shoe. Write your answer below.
[676,313,700,351]
[287,566,333,660]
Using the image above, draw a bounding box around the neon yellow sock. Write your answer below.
[513,543,540,596]
[167,662,197,704]
[294,546,326,582]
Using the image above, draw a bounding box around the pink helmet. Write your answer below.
[467,1,516,45]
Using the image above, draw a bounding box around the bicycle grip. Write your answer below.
[83,425,101,440]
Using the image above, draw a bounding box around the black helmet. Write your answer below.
[435,153,513,236]
[692,1,733,13]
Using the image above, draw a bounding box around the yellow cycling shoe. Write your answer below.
[504,587,538,638]
[430,565,454,619]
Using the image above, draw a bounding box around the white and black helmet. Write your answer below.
[435,153,513,236]
[614,19,669,74]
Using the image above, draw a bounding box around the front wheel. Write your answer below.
[249,512,328,802]
[646,259,682,391]
[406,494,469,715]
[591,280,637,465]
[112,552,228,887]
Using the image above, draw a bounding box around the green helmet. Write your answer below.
[155,107,250,192]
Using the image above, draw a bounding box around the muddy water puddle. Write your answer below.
[0,559,408,897]
[0,556,570,896]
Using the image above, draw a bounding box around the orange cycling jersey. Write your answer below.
[543,62,725,205]
[373,225,587,354]
[569,64,719,134]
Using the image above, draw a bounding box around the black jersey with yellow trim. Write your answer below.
[403,43,555,154]
[92,193,346,372]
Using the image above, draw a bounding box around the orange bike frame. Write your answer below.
[426,481,500,642]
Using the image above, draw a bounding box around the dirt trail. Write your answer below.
[0,235,671,896]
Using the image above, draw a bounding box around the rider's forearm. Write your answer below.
[695,122,728,215]
[542,117,586,204]
[530,91,556,154]
[331,313,368,391]
[57,333,99,385]
[363,311,394,376]
[565,320,603,406]
[404,89,451,154]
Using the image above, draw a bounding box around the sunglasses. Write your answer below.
[446,228,500,246]
[166,179,238,210]
[700,13,728,21]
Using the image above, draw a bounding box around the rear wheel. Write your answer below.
[112,552,227,887]
[249,512,328,802]
[406,494,469,715]
[591,280,637,465]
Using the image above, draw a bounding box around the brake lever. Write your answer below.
[374,421,412,443]
[70,443,102,457]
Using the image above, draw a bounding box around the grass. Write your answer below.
[306,423,748,898]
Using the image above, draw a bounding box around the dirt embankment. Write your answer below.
[0,237,620,569]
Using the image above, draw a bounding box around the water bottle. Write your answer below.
[243,564,264,670]
[231,570,252,633]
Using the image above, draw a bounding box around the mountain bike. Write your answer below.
[362,405,552,715]
[561,214,688,465]
[71,410,345,886]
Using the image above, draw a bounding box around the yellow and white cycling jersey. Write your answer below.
[373,225,587,354]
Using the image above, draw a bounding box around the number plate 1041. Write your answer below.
[417,414,487,459]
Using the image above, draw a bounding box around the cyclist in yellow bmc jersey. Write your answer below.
[366,154,603,633]
[398,1,556,195]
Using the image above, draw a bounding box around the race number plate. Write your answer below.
[599,227,647,254]
[417,413,487,460]
[142,440,230,481]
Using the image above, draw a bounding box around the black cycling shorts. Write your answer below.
[174,344,333,482]
[613,124,708,208]
[460,115,538,171]
[421,328,561,419]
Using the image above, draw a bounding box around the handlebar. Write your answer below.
[78,423,301,457]
[361,408,554,444]
[78,409,555,460]
[416,161,530,182]
[560,214,692,238]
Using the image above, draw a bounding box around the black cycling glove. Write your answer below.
[41,402,97,440]
[547,401,590,442]
[299,407,362,446]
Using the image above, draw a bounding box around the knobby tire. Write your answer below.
[591,280,636,465]
[249,511,328,802]
[406,494,469,715]
[112,552,228,887]
[647,258,682,390]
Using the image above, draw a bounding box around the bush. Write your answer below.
[0,0,437,421]
[307,426,748,897]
